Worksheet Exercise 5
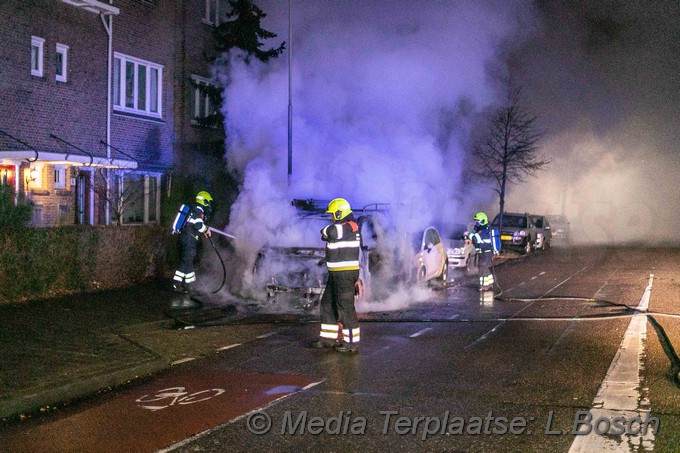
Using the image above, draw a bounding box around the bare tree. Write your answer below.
[472,86,550,222]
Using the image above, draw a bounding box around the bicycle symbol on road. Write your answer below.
[135,386,226,411]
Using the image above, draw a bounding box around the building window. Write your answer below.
[191,75,219,125]
[55,43,69,82]
[54,165,66,189]
[112,172,160,224]
[31,204,44,227]
[112,53,163,118]
[31,36,45,77]
[58,204,71,223]
[203,0,219,25]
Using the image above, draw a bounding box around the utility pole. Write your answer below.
[287,0,293,186]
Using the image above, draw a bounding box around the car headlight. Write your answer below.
[513,230,526,239]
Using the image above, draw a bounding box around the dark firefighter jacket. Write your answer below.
[469,225,498,254]
[183,205,209,240]
[321,215,361,272]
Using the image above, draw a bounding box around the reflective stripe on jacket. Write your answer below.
[470,226,498,253]
[322,219,360,271]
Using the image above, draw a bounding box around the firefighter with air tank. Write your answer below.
[468,212,499,291]
[171,191,213,296]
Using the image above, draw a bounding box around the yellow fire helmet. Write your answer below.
[196,191,213,208]
[327,198,352,221]
[474,212,488,226]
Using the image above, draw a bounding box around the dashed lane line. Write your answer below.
[216,343,242,351]
[466,266,590,349]
[409,327,433,338]
[171,357,196,365]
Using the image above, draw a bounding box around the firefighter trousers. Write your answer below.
[478,251,494,289]
[173,232,199,291]
[318,270,360,345]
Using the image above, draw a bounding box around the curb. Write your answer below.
[0,357,168,420]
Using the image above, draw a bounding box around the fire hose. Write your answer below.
[207,227,235,294]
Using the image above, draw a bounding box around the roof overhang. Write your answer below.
[59,0,120,15]
[0,151,137,169]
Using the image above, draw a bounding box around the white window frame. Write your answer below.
[203,0,219,26]
[191,74,218,125]
[31,36,45,77]
[54,165,67,189]
[115,172,161,225]
[112,52,163,118]
[56,43,69,82]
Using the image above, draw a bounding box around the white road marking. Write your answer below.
[216,343,242,351]
[448,314,460,320]
[569,274,655,453]
[466,266,589,349]
[171,357,196,365]
[256,332,277,339]
[159,380,327,452]
[409,327,433,338]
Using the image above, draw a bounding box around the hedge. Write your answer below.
[0,224,174,304]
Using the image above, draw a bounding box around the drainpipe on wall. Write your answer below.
[101,7,113,225]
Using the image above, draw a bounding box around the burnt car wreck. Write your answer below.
[255,246,326,310]
[251,199,391,310]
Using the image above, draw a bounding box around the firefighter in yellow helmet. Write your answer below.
[311,198,362,353]
[172,191,213,296]
[468,211,499,291]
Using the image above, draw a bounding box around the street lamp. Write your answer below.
[287,0,293,186]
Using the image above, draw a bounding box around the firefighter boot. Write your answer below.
[334,342,359,353]
[173,281,188,293]
[310,339,335,349]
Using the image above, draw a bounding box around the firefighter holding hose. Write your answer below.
[171,191,213,296]
[311,198,362,353]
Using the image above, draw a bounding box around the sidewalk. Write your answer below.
[0,281,277,422]
[0,260,515,423]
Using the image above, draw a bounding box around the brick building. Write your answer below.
[0,0,226,226]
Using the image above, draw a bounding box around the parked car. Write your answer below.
[411,226,448,287]
[490,212,537,255]
[529,215,552,250]
[446,224,477,273]
[546,215,570,245]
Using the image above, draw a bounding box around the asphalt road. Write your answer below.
[6,246,680,452]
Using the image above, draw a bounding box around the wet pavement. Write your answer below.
[2,247,680,452]
[0,281,281,422]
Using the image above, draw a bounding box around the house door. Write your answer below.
[75,171,90,225]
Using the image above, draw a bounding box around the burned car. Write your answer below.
[252,199,389,309]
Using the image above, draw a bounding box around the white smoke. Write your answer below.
[214,0,538,301]
[504,0,680,244]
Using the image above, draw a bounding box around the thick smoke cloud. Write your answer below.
[215,0,679,302]
[217,0,535,295]
[505,0,680,244]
